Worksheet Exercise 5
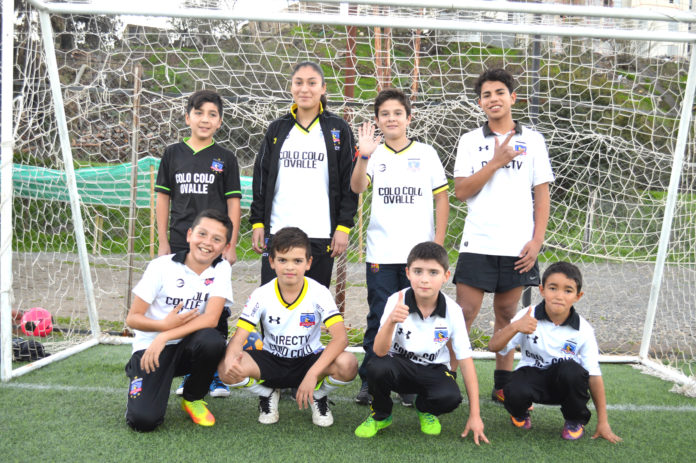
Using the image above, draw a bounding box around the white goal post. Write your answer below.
[2,0,696,395]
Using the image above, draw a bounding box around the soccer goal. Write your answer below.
[2,0,695,394]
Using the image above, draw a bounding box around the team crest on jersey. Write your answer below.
[434,328,449,343]
[210,159,224,173]
[129,377,143,398]
[204,277,214,286]
[370,263,380,273]
[514,143,527,155]
[407,158,420,171]
[299,313,316,327]
[331,129,341,151]
[561,340,577,355]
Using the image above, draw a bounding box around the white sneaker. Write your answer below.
[258,389,280,424]
[310,396,334,427]
[175,375,188,396]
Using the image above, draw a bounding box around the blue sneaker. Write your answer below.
[209,372,230,398]
[175,374,189,396]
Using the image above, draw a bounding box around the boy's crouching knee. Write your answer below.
[556,360,589,387]
[334,351,358,381]
[126,409,164,433]
[426,390,463,415]
[366,355,396,382]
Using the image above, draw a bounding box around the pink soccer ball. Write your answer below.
[21,307,53,337]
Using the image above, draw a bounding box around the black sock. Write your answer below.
[493,369,512,390]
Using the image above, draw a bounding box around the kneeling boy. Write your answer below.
[125,209,233,431]
[488,261,621,442]
[355,242,488,443]
[218,226,357,427]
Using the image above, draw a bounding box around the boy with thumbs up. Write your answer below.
[354,242,488,444]
[489,262,621,442]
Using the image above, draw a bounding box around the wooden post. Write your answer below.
[125,62,142,315]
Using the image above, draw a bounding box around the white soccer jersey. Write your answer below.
[131,252,233,352]
[499,303,601,376]
[237,277,344,358]
[365,141,449,264]
[380,288,472,368]
[453,122,554,256]
[270,119,331,238]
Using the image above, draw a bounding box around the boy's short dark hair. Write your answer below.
[542,261,583,293]
[186,90,224,118]
[406,242,449,272]
[191,209,233,244]
[269,227,311,260]
[474,68,515,97]
[374,88,411,117]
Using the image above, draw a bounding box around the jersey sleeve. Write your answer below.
[154,147,173,195]
[453,133,475,178]
[237,289,264,332]
[208,260,234,307]
[429,146,449,194]
[578,325,602,376]
[448,301,473,360]
[223,151,242,199]
[132,258,164,304]
[318,284,344,328]
[531,133,554,187]
[497,308,529,356]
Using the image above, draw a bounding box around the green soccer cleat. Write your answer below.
[181,399,215,427]
[354,414,393,438]
[417,410,441,436]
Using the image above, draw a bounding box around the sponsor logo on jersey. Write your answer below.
[314,303,324,315]
[561,340,577,355]
[268,316,281,324]
[176,278,185,288]
[478,145,489,151]
[407,158,420,171]
[299,313,316,327]
[129,377,143,398]
[249,302,260,317]
[204,277,214,286]
[397,327,411,339]
[434,328,449,343]
[331,128,341,151]
[514,143,527,155]
[378,163,386,172]
[211,159,224,173]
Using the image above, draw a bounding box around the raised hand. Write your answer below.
[357,121,382,158]
[388,291,410,325]
[491,130,518,169]
[515,306,537,335]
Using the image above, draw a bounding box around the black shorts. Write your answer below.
[453,253,540,293]
[248,350,323,389]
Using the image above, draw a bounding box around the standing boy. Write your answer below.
[125,209,233,432]
[218,227,358,427]
[155,89,242,397]
[453,68,554,399]
[351,88,450,406]
[488,262,621,442]
[354,242,488,444]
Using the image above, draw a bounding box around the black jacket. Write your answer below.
[250,107,358,236]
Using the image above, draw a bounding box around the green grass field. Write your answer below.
[1,345,694,462]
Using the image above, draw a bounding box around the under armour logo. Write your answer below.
[397,327,411,339]
[478,145,489,151]
[268,316,280,324]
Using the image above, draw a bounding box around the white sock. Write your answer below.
[226,377,273,397]
[314,375,352,399]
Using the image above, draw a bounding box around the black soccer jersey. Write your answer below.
[155,140,241,250]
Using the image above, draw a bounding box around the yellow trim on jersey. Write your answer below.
[290,103,323,134]
[432,184,449,195]
[384,140,415,155]
[252,223,264,229]
[366,173,372,186]
[237,319,256,332]
[324,313,344,328]
[335,225,351,235]
[274,277,308,310]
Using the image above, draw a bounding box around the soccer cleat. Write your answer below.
[417,410,441,436]
[562,421,585,440]
[258,389,280,424]
[175,374,189,396]
[181,399,215,426]
[510,414,532,429]
[399,393,416,407]
[354,413,393,438]
[491,387,505,403]
[310,396,334,427]
[355,383,370,405]
[209,372,230,398]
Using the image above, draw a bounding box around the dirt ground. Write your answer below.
[9,252,696,355]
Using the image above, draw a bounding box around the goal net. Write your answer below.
[2,0,695,392]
